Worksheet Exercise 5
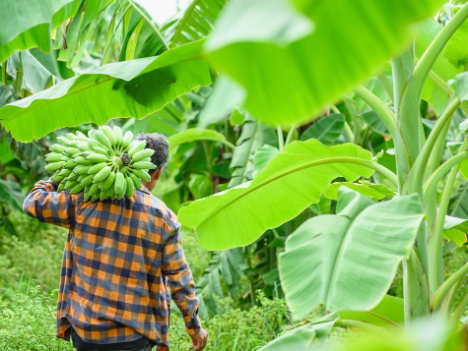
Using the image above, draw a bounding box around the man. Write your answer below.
[23,132,208,351]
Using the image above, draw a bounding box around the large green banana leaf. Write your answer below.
[0,0,78,62]
[204,0,445,125]
[279,188,424,320]
[178,139,375,250]
[0,40,211,142]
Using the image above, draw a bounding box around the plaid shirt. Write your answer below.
[23,180,201,350]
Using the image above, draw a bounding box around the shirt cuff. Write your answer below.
[185,310,201,336]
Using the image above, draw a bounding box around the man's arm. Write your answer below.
[161,227,207,349]
[23,180,76,229]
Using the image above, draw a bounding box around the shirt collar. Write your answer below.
[139,185,151,195]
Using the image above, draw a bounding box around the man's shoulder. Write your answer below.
[134,189,179,229]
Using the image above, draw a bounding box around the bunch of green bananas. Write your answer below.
[44,126,156,201]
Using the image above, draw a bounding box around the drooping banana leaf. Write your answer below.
[279,188,424,319]
[0,0,79,62]
[300,114,345,145]
[0,179,25,211]
[415,19,464,114]
[228,119,277,187]
[167,128,234,149]
[120,1,168,61]
[339,294,405,327]
[0,40,211,142]
[204,0,446,125]
[178,139,375,250]
[443,10,468,71]
[165,0,227,48]
[259,312,338,351]
[443,215,468,246]
[324,181,395,200]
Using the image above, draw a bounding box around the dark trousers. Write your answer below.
[75,345,153,351]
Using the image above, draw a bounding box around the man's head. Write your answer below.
[135,133,169,191]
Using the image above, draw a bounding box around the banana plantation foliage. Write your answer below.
[0,0,467,350]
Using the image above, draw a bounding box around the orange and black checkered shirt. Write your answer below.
[23,180,201,350]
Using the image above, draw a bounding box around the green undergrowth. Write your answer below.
[0,211,465,350]
[0,212,288,350]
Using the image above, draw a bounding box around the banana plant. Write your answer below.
[179,0,468,346]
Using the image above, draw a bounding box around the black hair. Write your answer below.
[136,133,169,174]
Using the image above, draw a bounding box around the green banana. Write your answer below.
[51,173,64,183]
[57,182,65,192]
[117,177,127,200]
[66,148,81,156]
[128,141,146,157]
[45,153,63,162]
[45,161,65,171]
[74,156,93,165]
[68,173,79,181]
[93,166,112,183]
[59,168,73,176]
[121,131,134,149]
[64,180,78,190]
[89,183,100,196]
[125,176,135,198]
[51,144,66,153]
[101,126,116,146]
[131,149,154,162]
[74,165,91,175]
[57,136,70,145]
[80,174,94,187]
[113,126,123,147]
[132,169,151,182]
[86,153,108,163]
[102,171,116,191]
[83,189,91,202]
[88,162,108,174]
[129,173,142,190]
[114,172,125,194]
[131,161,156,170]
[70,184,84,194]
[65,160,78,169]
[93,130,112,148]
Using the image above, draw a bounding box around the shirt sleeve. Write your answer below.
[161,226,201,336]
[23,180,76,229]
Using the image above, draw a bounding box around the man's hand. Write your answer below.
[191,328,208,350]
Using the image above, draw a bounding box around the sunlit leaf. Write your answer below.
[0,40,211,142]
[279,189,424,319]
[455,72,468,102]
[205,0,445,125]
[339,294,405,327]
[325,181,395,200]
[167,128,234,149]
[0,0,78,62]
[179,140,375,250]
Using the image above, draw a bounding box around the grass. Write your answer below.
[0,212,287,350]
[0,211,465,350]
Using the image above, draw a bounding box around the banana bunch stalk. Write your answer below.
[44,126,156,201]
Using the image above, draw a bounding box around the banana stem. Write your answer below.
[431,262,468,311]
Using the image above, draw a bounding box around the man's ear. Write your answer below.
[154,167,164,181]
